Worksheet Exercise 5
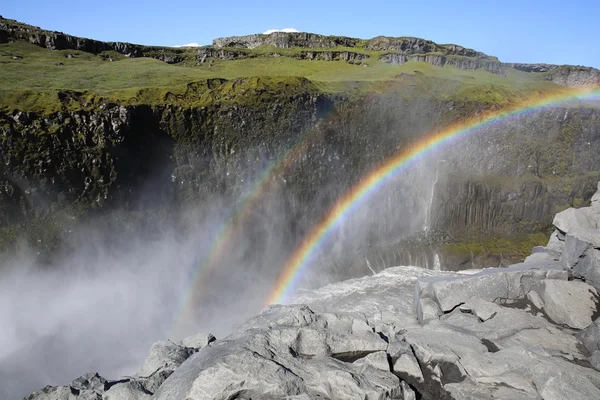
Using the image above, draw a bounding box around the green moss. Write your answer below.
[442,232,550,262]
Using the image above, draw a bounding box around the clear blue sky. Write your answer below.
[4,0,600,67]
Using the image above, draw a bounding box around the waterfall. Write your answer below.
[433,252,441,271]
[424,163,440,234]
[365,257,376,275]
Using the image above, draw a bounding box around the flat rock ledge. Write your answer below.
[26,184,600,399]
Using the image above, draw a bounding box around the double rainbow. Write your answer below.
[266,87,600,305]
[169,120,327,336]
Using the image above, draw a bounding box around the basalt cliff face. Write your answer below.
[24,187,600,399]
[3,89,600,269]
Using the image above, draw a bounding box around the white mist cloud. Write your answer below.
[263,28,300,35]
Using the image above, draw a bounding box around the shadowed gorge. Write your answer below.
[1,14,600,400]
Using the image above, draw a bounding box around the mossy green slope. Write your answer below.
[0,38,565,113]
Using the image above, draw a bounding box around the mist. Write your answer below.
[0,135,444,400]
[2,95,592,399]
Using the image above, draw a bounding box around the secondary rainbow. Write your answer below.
[266,87,600,305]
[170,115,329,337]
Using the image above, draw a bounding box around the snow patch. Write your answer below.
[175,42,201,48]
[263,28,300,35]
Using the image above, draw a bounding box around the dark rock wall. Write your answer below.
[2,89,600,262]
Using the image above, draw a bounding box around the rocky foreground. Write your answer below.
[26,185,600,399]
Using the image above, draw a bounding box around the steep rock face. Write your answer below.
[295,50,370,62]
[502,63,600,87]
[430,107,600,235]
[365,36,489,59]
[0,77,327,227]
[545,65,600,88]
[0,16,144,56]
[195,47,248,61]
[194,48,370,64]
[503,63,560,73]
[213,32,359,49]
[380,53,504,74]
[3,88,600,272]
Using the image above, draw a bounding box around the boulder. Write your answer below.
[137,340,197,377]
[574,248,600,291]
[102,381,151,400]
[101,369,174,399]
[180,333,215,349]
[25,373,109,400]
[415,263,566,324]
[591,351,600,371]
[561,230,595,270]
[546,230,565,255]
[555,223,600,290]
[553,207,597,234]
[387,338,424,384]
[138,369,173,393]
[24,386,72,400]
[532,279,599,329]
[578,317,600,353]
[70,373,107,394]
[400,381,416,400]
[442,305,548,342]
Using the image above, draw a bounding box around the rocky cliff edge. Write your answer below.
[24,187,600,399]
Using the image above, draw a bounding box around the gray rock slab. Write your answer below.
[497,325,586,360]
[103,381,151,400]
[574,248,600,291]
[442,305,548,341]
[553,207,597,234]
[532,279,599,329]
[591,351,600,371]
[578,317,600,353]
[415,264,565,324]
[459,298,503,321]
[400,381,416,400]
[137,340,196,377]
[546,230,566,255]
[592,183,600,208]
[290,266,449,330]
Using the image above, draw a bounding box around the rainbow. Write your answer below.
[266,87,600,305]
[170,119,327,337]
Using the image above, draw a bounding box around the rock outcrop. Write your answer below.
[25,334,214,400]
[25,185,600,399]
[0,16,144,57]
[380,53,504,75]
[545,65,600,88]
[365,36,490,59]
[503,63,560,73]
[503,63,600,87]
[213,32,360,49]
